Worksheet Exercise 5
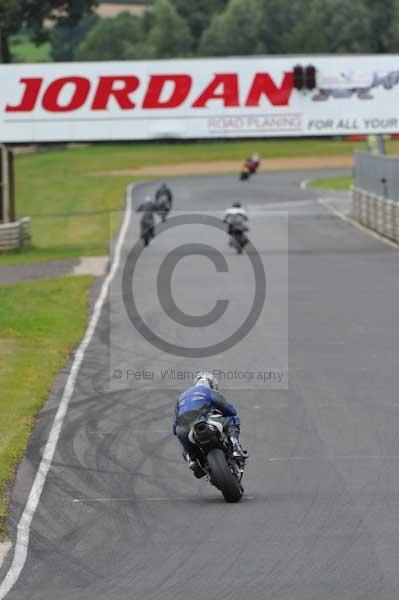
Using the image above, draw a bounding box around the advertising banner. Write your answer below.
[1,55,399,142]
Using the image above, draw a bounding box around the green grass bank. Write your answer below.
[0,276,93,539]
[309,175,354,191]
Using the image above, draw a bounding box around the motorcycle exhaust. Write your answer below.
[190,421,219,447]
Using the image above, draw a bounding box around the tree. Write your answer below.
[0,0,97,63]
[75,12,150,60]
[285,0,373,54]
[256,0,305,54]
[147,0,193,58]
[169,0,229,48]
[0,0,20,62]
[386,0,399,51]
[199,0,261,57]
[50,14,98,61]
[364,0,399,52]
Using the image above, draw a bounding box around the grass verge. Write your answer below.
[309,175,354,191]
[0,275,94,539]
[0,246,108,266]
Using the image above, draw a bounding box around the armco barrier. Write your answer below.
[354,151,399,201]
[352,187,399,243]
[0,217,31,251]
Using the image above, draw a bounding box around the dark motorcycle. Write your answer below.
[188,414,246,503]
[140,215,155,247]
[229,225,249,254]
[156,193,172,222]
[141,225,154,247]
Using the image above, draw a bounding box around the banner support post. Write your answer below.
[0,144,15,223]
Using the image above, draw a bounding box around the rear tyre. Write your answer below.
[232,233,244,254]
[207,449,243,503]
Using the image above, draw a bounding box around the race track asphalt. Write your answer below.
[2,168,399,600]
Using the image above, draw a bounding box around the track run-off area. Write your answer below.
[1,169,399,600]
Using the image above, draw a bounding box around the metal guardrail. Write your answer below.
[355,151,399,202]
[352,187,399,243]
[0,217,31,251]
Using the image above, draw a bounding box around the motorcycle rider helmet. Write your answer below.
[194,371,219,391]
[232,201,242,208]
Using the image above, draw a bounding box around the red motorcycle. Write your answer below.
[239,156,260,180]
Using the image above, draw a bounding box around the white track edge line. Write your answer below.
[318,197,399,250]
[0,185,134,598]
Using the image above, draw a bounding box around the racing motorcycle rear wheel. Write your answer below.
[207,448,243,503]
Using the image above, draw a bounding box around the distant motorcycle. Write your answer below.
[230,225,249,254]
[140,220,155,247]
[247,156,260,174]
[240,165,251,181]
[155,193,172,222]
[188,413,246,502]
[137,198,156,247]
[240,156,260,180]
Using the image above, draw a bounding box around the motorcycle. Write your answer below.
[188,414,246,503]
[156,193,172,222]
[247,157,260,174]
[240,157,260,181]
[140,217,155,247]
[229,225,249,254]
[240,165,251,181]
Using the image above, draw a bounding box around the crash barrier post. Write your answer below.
[352,187,399,244]
[0,144,15,223]
[0,217,31,251]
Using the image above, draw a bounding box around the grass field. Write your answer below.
[10,147,134,262]
[0,246,104,266]
[309,175,354,191]
[4,138,399,265]
[0,276,93,539]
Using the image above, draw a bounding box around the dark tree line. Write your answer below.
[2,0,399,63]
[0,0,97,62]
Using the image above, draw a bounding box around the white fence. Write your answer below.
[0,217,31,251]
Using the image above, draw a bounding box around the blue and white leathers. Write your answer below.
[173,385,239,434]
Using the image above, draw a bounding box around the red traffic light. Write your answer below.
[305,65,316,90]
[293,65,304,90]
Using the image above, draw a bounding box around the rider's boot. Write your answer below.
[230,434,248,459]
[185,452,205,479]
